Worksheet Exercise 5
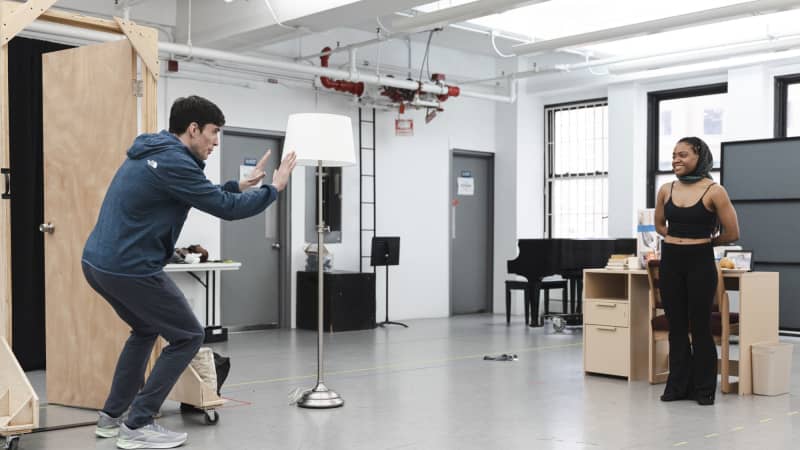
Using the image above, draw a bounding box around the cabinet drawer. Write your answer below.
[584,325,629,377]
[584,300,628,327]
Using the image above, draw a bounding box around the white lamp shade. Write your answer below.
[283,113,356,167]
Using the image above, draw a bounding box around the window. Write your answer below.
[774,74,800,138]
[545,99,608,238]
[647,83,727,207]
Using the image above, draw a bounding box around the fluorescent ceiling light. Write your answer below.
[395,0,551,34]
[263,0,359,22]
[414,0,477,13]
[467,0,747,41]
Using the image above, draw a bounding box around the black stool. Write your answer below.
[505,280,530,325]
[505,280,570,326]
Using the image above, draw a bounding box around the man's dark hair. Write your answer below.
[168,95,225,134]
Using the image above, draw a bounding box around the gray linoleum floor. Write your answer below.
[19,314,800,450]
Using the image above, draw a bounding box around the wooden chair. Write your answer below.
[646,260,670,383]
[645,260,740,391]
[713,263,740,393]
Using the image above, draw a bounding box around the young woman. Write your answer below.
[654,136,740,406]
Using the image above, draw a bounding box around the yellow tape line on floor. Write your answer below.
[225,342,582,388]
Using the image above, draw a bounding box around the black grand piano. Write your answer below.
[507,238,636,328]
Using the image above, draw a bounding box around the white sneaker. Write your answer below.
[96,411,124,438]
[116,422,187,449]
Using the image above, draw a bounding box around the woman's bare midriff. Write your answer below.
[664,235,712,245]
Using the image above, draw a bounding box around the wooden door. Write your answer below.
[42,39,137,409]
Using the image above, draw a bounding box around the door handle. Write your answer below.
[1,168,9,200]
[272,242,281,249]
[451,206,456,239]
[39,222,55,234]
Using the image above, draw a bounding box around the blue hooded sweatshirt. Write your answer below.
[83,130,278,276]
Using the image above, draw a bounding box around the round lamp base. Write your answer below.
[297,383,344,409]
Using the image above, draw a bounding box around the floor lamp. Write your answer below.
[284,113,355,409]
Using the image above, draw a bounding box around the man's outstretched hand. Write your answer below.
[238,150,270,192]
[271,150,297,192]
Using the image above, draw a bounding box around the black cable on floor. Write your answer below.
[30,421,97,434]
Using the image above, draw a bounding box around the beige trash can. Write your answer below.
[751,342,793,396]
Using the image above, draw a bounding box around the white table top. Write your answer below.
[164,262,242,272]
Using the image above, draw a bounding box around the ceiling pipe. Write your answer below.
[461,31,800,85]
[319,46,365,96]
[24,20,511,102]
[460,78,516,103]
[391,0,552,34]
[607,34,800,74]
[512,0,800,55]
[545,47,800,96]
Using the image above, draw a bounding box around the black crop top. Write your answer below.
[664,182,718,239]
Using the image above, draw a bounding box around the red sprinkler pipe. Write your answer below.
[438,85,460,102]
[319,46,365,97]
[431,74,460,102]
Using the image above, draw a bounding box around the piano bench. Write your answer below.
[505,279,570,327]
[505,280,530,325]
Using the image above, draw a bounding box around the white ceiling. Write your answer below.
[43,0,800,84]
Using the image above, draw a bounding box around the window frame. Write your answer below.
[774,73,800,138]
[646,83,728,208]
[544,97,609,238]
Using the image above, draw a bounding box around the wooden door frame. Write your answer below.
[0,0,158,434]
[0,0,159,346]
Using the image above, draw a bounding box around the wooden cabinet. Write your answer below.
[582,268,779,395]
[582,270,653,381]
[584,325,630,377]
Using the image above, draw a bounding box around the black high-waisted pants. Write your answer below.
[659,242,718,398]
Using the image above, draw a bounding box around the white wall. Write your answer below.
[159,57,499,326]
[526,59,800,243]
[374,97,497,320]
[155,37,800,327]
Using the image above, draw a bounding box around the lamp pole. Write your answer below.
[297,161,344,408]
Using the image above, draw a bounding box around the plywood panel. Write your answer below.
[42,39,137,409]
[1,8,12,344]
[737,271,780,395]
[0,337,37,431]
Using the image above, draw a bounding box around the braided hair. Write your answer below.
[676,137,713,183]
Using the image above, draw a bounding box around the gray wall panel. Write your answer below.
[734,202,800,264]
[723,138,800,330]
[722,139,800,200]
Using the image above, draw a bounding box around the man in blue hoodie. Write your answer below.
[82,95,297,449]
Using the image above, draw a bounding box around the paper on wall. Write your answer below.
[457,177,474,196]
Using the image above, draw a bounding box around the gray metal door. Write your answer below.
[221,130,282,328]
[450,152,493,314]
